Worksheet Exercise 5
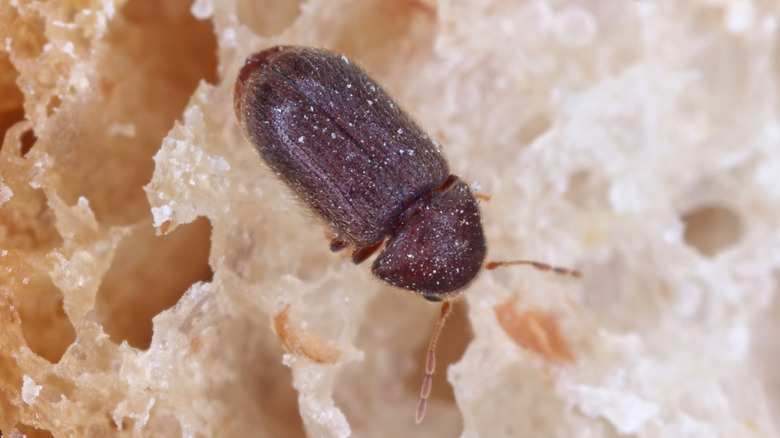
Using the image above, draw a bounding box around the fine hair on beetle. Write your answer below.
[234,45,581,424]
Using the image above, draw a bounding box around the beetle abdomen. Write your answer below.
[234,46,449,247]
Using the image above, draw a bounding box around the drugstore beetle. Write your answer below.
[234,46,580,423]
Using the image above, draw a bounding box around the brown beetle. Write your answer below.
[234,46,486,301]
[234,46,579,423]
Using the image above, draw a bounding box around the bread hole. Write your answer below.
[16,277,76,364]
[243,329,307,438]
[119,0,219,85]
[682,205,742,257]
[94,217,213,349]
[0,55,36,156]
[334,294,470,431]
[19,129,37,157]
[0,53,26,153]
[406,300,472,406]
[43,0,219,226]
[11,424,54,438]
[236,0,304,37]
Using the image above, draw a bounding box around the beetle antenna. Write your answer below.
[485,260,582,278]
[416,300,452,424]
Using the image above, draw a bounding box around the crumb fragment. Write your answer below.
[494,298,574,364]
[21,375,42,404]
[274,304,341,364]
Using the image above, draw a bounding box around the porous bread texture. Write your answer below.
[1,0,779,437]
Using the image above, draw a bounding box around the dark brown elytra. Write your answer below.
[234,46,580,424]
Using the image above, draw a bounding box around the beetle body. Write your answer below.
[234,46,486,301]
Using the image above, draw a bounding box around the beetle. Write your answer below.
[234,46,579,423]
[234,46,486,301]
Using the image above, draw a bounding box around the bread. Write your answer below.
[1,0,777,436]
